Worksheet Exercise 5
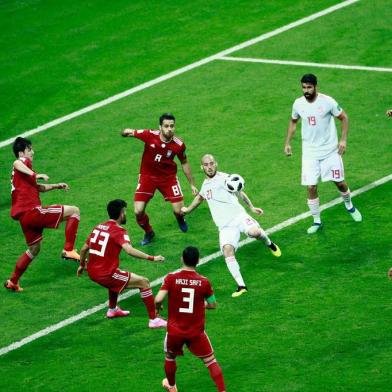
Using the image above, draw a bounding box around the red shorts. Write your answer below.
[164,331,214,358]
[88,269,131,293]
[19,205,64,246]
[134,174,183,203]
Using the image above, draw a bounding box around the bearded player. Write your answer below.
[155,246,226,392]
[121,113,198,245]
[284,74,362,234]
[77,199,167,327]
[181,154,281,298]
[5,137,80,292]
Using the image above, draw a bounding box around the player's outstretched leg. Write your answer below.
[5,245,40,292]
[222,245,247,298]
[203,355,226,392]
[106,289,130,318]
[61,205,81,261]
[338,186,362,222]
[250,227,282,257]
[127,274,167,328]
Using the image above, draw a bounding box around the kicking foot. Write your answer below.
[307,223,322,234]
[348,207,362,222]
[106,307,130,319]
[4,279,23,292]
[62,249,80,261]
[232,286,248,298]
[149,317,167,329]
[140,231,155,246]
[162,378,178,392]
[268,242,282,257]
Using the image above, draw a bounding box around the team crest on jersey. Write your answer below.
[150,144,155,148]
[166,150,172,158]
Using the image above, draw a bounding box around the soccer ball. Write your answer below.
[224,174,245,192]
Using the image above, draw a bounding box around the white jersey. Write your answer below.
[199,171,247,229]
[292,93,343,160]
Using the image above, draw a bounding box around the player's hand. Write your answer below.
[57,183,70,191]
[190,185,198,196]
[284,144,292,156]
[37,173,49,181]
[251,207,264,215]
[180,206,189,215]
[338,140,347,155]
[388,268,392,279]
[121,128,134,137]
[386,109,392,117]
[154,255,165,262]
[77,265,85,277]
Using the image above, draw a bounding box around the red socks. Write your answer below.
[108,290,118,309]
[136,213,153,233]
[164,358,177,387]
[206,359,226,392]
[64,214,80,251]
[140,288,156,319]
[10,251,34,284]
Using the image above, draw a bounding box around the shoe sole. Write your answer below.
[232,290,247,298]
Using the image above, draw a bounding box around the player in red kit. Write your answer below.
[77,199,167,328]
[155,246,226,392]
[4,137,80,292]
[121,113,198,245]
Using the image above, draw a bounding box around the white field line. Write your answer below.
[0,0,360,149]
[219,56,392,73]
[1,171,391,357]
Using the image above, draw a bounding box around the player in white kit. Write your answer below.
[181,154,281,298]
[284,74,362,234]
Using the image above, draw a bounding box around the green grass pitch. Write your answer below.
[0,0,391,391]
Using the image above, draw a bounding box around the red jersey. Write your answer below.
[134,129,186,177]
[161,269,214,337]
[11,158,41,220]
[86,220,130,277]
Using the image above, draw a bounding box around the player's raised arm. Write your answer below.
[284,117,298,156]
[121,128,136,137]
[239,191,264,215]
[181,194,204,215]
[336,110,349,155]
[122,242,164,262]
[180,159,198,195]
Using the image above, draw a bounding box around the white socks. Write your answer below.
[307,198,321,224]
[225,256,245,287]
[340,189,354,210]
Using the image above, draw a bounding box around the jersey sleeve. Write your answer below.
[203,279,214,299]
[176,143,187,163]
[112,228,131,247]
[160,274,171,291]
[133,129,152,143]
[329,97,343,117]
[291,101,300,120]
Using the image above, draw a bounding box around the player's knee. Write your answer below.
[134,208,144,217]
[202,354,215,364]
[140,277,150,289]
[222,245,235,258]
[29,243,41,257]
[248,227,261,238]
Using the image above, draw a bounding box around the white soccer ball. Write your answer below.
[224,174,245,192]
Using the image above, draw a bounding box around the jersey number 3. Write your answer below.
[179,288,195,314]
[89,229,110,257]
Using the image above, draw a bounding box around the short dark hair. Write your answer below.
[182,246,200,267]
[301,73,317,86]
[159,112,175,125]
[107,199,127,220]
[13,137,32,158]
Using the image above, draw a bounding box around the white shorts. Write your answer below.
[219,214,260,251]
[301,152,345,185]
